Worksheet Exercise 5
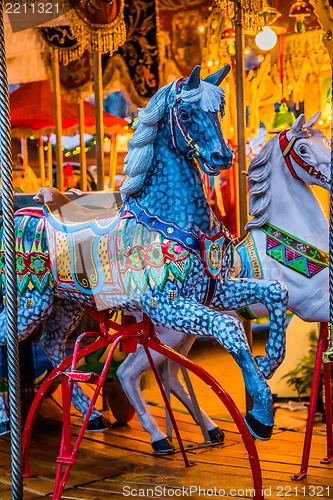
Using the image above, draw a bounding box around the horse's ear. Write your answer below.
[203,64,231,86]
[290,114,305,134]
[304,112,321,129]
[185,65,201,91]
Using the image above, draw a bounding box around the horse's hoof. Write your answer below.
[86,415,109,432]
[208,427,224,443]
[0,421,10,436]
[152,438,175,455]
[245,413,273,441]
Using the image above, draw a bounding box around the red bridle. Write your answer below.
[168,79,201,160]
[279,129,327,183]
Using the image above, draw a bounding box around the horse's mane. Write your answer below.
[120,80,225,200]
[245,127,324,230]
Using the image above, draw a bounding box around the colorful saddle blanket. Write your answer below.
[0,210,53,296]
[43,207,193,302]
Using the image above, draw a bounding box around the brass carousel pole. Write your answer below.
[234,0,252,411]
[234,1,248,236]
[93,52,105,191]
[109,135,117,191]
[47,134,53,186]
[38,137,45,186]
[78,97,88,192]
[51,48,64,191]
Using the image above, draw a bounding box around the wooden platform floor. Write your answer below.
[0,391,332,500]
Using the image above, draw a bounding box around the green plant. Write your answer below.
[281,329,333,418]
[281,330,320,399]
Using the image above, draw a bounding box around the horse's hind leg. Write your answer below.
[0,289,54,434]
[40,298,107,431]
[142,296,274,440]
[157,333,224,443]
[211,278,289,379]
[117,343,176,454]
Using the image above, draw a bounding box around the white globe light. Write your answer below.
[255,26,277,51]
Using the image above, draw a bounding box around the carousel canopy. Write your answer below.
[10,80,128,138]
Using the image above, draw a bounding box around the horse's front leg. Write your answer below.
[142,295,274,440]
[40,298,107,431]
[210,278,289,379]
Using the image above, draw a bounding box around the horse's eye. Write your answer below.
[179,109,189,121]
[299,145,308,155]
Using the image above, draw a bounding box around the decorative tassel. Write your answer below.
[62,0,126,55]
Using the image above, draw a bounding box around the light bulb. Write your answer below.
[255,26,277,51]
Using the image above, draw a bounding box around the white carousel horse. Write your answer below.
[116,112,330,453]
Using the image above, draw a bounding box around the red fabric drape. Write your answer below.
[10,81,128,137]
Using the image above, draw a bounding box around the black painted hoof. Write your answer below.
[86,415,109,432]
[245,413,273,441]
[152,438,175,455]
[0,421,10,436]
[208,427,224,444]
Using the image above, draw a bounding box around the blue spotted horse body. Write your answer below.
[33,65,288,443]
[0,66,289,446]
[0,211,106,435]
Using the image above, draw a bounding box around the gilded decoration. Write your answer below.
[62,0,126,54]
[158,0,207,8]
[103,0,159,106]
[159,0,212,77]
[270,30,331,118]
[215,0,265,33]
[202,3,331,135]
[38,26,85,66]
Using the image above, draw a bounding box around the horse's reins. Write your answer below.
[279,129,328,184]
[168,79,201,160]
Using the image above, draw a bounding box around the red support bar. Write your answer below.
[321,358,333,464]
[292,322,330,481]
[22,312,264,500]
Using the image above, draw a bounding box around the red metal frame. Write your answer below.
[22,310,264,500]
[292,322,333,481]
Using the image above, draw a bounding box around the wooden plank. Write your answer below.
[1,393,333,500]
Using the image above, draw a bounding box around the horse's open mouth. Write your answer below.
[201,158,232,175]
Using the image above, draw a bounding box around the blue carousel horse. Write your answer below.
[0,65,288,449]
[116,111,330,453]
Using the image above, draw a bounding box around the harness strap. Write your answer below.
[126,199,231,301]
[203,277,218,307]
[168,79,200,159]
[279,129,324,181]
[126,198,202,258]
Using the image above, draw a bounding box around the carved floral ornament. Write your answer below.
[61,0,126,54]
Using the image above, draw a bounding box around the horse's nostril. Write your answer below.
[211,152,224,164]
[211,151,233,166]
